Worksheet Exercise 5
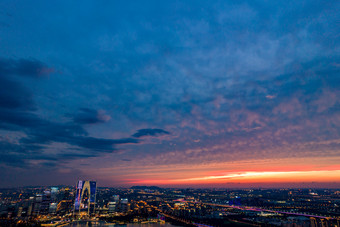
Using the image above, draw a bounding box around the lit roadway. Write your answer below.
[202,202,336,220]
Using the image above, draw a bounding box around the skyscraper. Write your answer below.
[51,187,59,202]
[73,180,97,215]
[108,201,117,213]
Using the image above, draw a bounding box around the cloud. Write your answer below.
[0,57,53,78]
[65,136,139,152]
[0,140,52,167]
[0,113,140,167]
[0,57,55,112]
[73,108,111,124]
[132,128,170,138]
[0,1,339,187]
[0,72,35,111]
[14,119,140,163]
[0,56,140,167]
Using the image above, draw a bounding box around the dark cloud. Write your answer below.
[0,72,35,111]
[132,128,170,138]
[0,57,54,114]
[0,148,27,167]
[72,108,111,124]
[0,104,144,168]
[0,56,139,165]
[0,57,53,78]
[0,65,138,168]
[0,140,43,154]
[0,140,52,167]
[0,109,46,130]
[14,120,140,164]
[0,114,140,167]
[64,136,139,152]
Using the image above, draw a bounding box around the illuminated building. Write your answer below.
[73,180,97,215]
[108,201,117,213]
[120,198,129,213]
[40,190,51,214]
[17,207,23,217]
[51,187,59,202]
[113,195,120,203]
[32,194,42,215]
[27,197,34,216]
[57,200,73,214]
[49,203,57,214]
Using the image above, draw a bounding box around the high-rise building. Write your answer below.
[32,194,42,215]
[40,190,51,214]
[57,200,73,215]
[113,195,120,203]
[27,197,34,216]
[49,203,57,214]
[108,201,117,213]
[61,187,71,200]
[74,180,97,215]
[120,198,129,213]
[17,207,23,217]
[51,187,59,202]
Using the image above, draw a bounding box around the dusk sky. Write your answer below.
[0,0,339,188]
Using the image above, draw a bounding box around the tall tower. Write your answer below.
[74,180,97,215]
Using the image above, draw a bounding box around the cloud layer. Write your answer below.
[0,0,339,187]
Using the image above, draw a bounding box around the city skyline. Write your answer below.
[0,0,340,188]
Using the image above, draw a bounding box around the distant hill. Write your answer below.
[130,186,162,190]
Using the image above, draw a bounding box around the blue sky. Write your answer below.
[0,0,339,187]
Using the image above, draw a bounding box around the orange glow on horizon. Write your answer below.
[129,169,340,185]
[86,156,340,187]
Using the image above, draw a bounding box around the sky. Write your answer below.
[0,0,339,188]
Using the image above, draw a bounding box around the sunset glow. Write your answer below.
[129,169,340,185]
